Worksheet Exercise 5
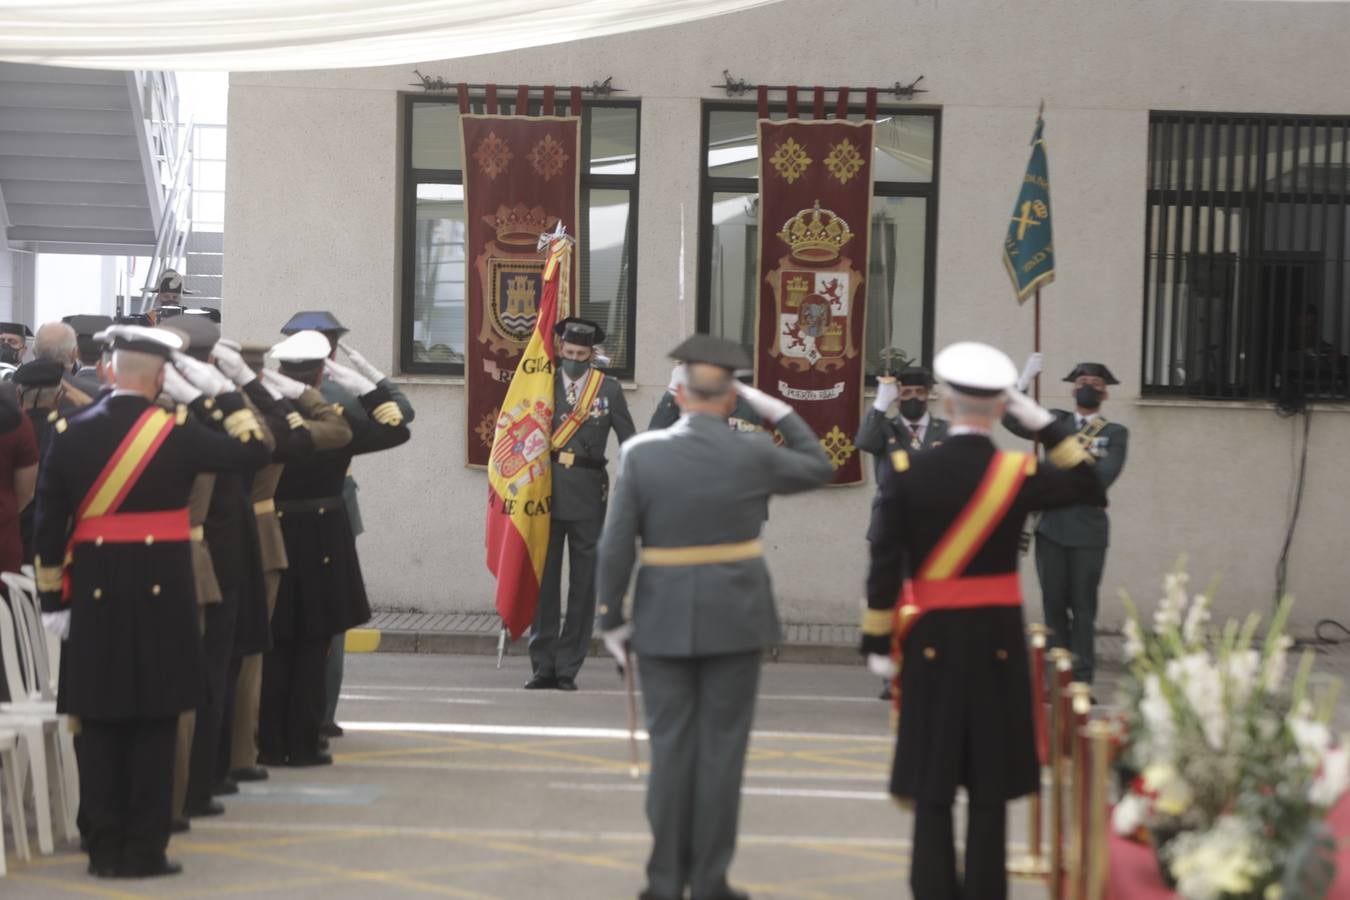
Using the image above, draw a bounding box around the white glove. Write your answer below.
[337,341,385,384]
[1005,387,1055,431]
[211,344,256,387]
[734,382,793,425]
[867,654,897,680]
[603,623,632,668]
[174,353,232,397]
[873,377,899,412]
[42,610,71,641]
[1016,352,1044,393]
[261,367,307,400]
[325,359,378,397]
[667,364,686,394]
[161,365,203,404]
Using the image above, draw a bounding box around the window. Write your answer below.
[401,97,639,376]
[1144,112,1350,402]
[697,103,940,379]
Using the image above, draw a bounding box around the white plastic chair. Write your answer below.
[0,725,31,872]
[0,591,70,854]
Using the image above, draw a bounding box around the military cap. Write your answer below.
[897,365,934,388]
[218,338,269,371]
[167,311,221,361]
[154,268,194,295]
[281,311,348,336]
[13,359,65,388]
[0,323,32,339]
[156,304,187,320]
[668,333,752,372]
[63,314,114,358]
[270,329,330,378]
[1062,362,1119,385]
[185,307,222,323]
[101,325,182,359]
[553,317,605,347]
[114,313,153,327]
[933,342,1017,398]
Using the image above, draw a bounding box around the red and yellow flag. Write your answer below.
[485,236,573,638]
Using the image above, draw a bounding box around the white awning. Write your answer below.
[0,0,782,71]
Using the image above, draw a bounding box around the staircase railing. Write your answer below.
[137,118,194,312]
[127,70,194,312]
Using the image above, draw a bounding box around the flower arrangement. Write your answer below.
[1113,560,1347,900]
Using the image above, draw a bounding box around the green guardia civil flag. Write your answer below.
[1002,110,1054,303]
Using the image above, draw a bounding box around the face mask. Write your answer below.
[560,358,590,380]
[899,398,927,422]
[0,345,20,366]
[1074,384,1103,410]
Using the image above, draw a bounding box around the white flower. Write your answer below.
[1124,616,1145,661]
[1309,744,1350,808]
[1167,652,1228,750]
[1155,571,1190,633]
[1263,634,1293,693]
[1140,673,1177,762]
[1182,593,1211,645]
[1143,763,1194,817]
[1289,704,1333,771]
[1112,792,1149,836]
[1168,816,1271,900]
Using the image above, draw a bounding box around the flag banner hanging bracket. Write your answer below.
[713,70,926,102]
[412,70,624,97]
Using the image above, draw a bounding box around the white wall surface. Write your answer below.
[225,0,1350,631]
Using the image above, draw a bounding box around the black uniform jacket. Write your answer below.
[862,420,1105,805]
[272,384,410,642]
[33,391,271,720]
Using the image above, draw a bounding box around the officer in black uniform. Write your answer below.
[279,311,415,739]
[62,314,113,401]
[860,342,1106,900]
[261,329,410,766]
[33,325,270,878]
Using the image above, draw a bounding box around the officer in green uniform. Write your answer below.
[526,317,635,691]
[1004,353,1129,685]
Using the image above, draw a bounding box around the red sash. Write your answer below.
[61,407,180,601]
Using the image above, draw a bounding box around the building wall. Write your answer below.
[225,0,1350,630]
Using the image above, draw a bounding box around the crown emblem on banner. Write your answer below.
[777,201,852,264]
[484,203,555,247]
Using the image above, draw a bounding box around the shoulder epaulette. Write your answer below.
[890,449,909,472]
[54,417,67,434]
[175,405,189,425]
[46,409,58,423]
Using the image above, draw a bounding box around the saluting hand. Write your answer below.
[337,341,385,384]
[666,364,686,394]
[735,381,793,425]
[174,353,232,397]
[1016,352,1044,393]
[211,344,256,387]
[324,358,378,396]
[161,365,203,405]
[873,377,899,412]
[260,367,307,400]
[1004,386,1055,431]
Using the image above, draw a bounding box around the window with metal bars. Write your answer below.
[1143,112,1350,403]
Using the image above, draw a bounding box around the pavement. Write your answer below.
[4,653,1057,899]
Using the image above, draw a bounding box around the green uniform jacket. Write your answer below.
[321,377,416,537]
[551,371,636,523]
[647,391,765,433]
[1004,409,1128,548]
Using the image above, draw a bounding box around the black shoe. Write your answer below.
[287,752,333,767]
[171,816,190,834]
[320,722,345,738]
[118,859,183,878]
[185,800,225,818]
[318,736,329,751]
[212,777,239,797]
[230,766,269,782]
[555,676,578,692]
[524,675,558,690]
[879,681,893,701]
[257,753,287,767]
[88,861,119,877]
[696,890,749,900]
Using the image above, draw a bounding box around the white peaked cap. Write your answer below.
[269,329,332,363]
[933,341,1018,397]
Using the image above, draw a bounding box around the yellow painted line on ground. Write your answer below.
[4,850,87,870]
[344,628,381,653]
[444,835,640,874]
[2,870,149,899]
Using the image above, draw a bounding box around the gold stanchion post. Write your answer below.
[1084,720,1113,900]
[1046,647,1073,899]
[1009,624,1051,879]
[1066,683,1093,900]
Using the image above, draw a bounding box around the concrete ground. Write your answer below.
[3,653,1060,899]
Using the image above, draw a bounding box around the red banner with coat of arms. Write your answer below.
[462,113,580,467]
[755,118,875,485]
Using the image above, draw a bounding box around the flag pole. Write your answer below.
[623,648,640,779]
[495,625,507,669]
[1033,288,1042,405]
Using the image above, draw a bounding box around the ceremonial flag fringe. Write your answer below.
[461,109,579,467]
[485,236,573,639]
[755,116,875,486]
[1003,109,1055,303]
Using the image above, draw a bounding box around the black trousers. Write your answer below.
[259,637,327,762]
[215,654,243,784]
[186,592,237,812]
[911,802,1007,900]
[79,716,177,872]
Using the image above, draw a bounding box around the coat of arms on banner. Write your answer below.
[474,202,559,356]
[765,201,862,373]
[491,397,552,489]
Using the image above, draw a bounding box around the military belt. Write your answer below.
[275,495,345,515]
[910,573,1022,609]
[639,539,763,567]
[550,450,607,470]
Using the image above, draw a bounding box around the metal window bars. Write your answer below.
[1143,112,1350,403]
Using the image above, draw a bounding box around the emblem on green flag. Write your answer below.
[1003,111,1054,303]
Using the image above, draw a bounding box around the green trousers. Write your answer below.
[1034,535,1106,685]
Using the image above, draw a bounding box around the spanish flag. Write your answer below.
[485,235,572,638]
